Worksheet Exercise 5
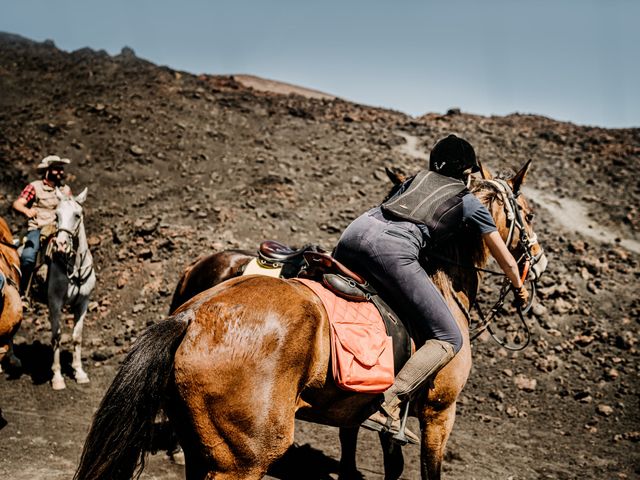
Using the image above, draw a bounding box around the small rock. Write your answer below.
[531,303,548,317]
[534,354,561,372]
[605,368,619,380]
[132,303,145,314]
[514,374,537,392]
[587,282,599,294]
[506,406,518,418]
[573,335,594,347]
[91,350,111,362]
[130,145,144,156]
[552,298,572,314]
[138,248,153,260]
[596,404,614,417]
[117,272,129,289]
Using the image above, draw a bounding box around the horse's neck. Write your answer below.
[435,241,490,317]
[72,220,93,273]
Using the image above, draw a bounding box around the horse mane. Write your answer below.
[425,178,504,306]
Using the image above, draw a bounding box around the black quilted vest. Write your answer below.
[381,170,468,245]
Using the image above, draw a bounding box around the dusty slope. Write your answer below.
[0,33,638,479]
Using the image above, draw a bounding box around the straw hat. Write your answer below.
[36,155,71,171]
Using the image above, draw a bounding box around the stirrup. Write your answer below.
[361,403,419,445]
[390,402,415,445]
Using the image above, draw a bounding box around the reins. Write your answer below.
[0,239,18,250]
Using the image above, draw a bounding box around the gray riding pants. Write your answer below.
[334,208,463,353]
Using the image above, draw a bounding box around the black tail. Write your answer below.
[74,312,191,480]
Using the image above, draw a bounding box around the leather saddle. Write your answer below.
[300,251,413,374]
[258,240,325,278]
[256,241,413,372]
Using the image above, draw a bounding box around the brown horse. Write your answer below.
[74,162,547,480]
[0,216,22,372]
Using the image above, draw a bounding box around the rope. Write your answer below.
[0,239,18,250]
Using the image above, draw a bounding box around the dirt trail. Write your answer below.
[394,132,429,161]
[526,187,640,254]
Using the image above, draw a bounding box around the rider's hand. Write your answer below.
[513,285,530,309]
[25,208,37,219]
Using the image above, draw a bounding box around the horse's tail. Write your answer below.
[73,311,191,480]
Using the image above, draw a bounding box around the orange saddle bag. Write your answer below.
[295,278,394,393]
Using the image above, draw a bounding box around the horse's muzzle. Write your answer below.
[531,251,548,280]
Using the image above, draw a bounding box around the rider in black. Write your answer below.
[334,134,529,443]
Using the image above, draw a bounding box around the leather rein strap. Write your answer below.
[0,239,18,250]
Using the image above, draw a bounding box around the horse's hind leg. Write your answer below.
[178,416,290,480]
[379,432,405,480]
[174,358,296,479]
[338,426,361,479]
[70,298,90,384]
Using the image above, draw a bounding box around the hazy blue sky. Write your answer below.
[2,0,638,128]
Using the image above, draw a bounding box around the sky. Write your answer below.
[1,0,638,128]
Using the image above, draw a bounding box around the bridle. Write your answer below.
[53,203,86,279]
[489,179,545,283]
[468,179,547,350]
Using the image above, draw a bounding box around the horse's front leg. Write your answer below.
[49,298,65,390]
[4,341,22,371]
[48,267,68,390]
[71,297,90,384]
[419,403,457,480]
[338,426,363,480]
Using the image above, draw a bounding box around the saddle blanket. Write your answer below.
[242,258,282,278]
[295,278,394,393]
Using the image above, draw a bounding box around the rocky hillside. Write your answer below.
[0,32,638,479]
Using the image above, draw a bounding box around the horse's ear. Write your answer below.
[75,187,88,204]
[54,187,66,201]
[509,159,532,195]
[385,167,406,186]
[478,160,493,180]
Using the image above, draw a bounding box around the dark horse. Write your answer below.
[74,162,546,480]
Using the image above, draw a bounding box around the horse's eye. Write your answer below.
[525,213,535,223]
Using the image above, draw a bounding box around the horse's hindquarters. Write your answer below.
[170,276,329,476]
[0,285,22,341]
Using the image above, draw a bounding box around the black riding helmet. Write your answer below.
[428,134,479,179]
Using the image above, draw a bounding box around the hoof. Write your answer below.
[75,369,90,384]
[8,355,22,370]
[52,375,66,390]
[170,447,185,466]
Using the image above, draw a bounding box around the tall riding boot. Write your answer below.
[19,262,34,296]
[362,339,456,443]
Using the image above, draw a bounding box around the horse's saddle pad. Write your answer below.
[295,278,394,393]
[242,258,282,278]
